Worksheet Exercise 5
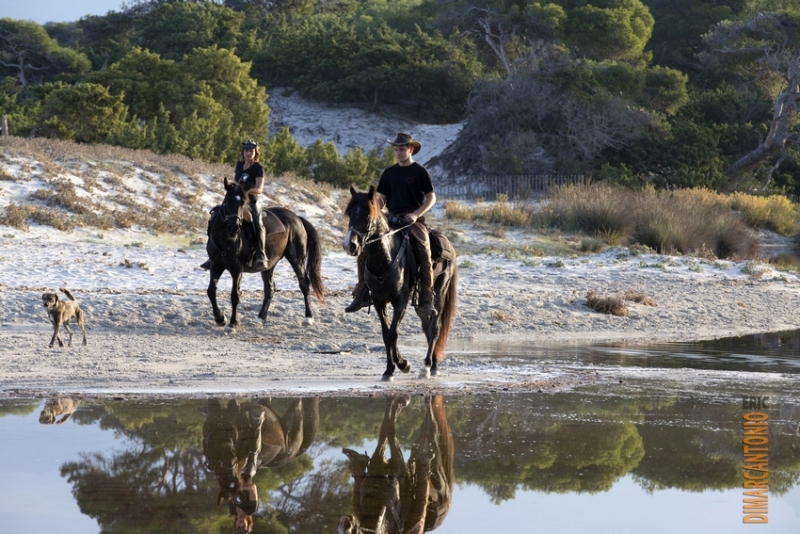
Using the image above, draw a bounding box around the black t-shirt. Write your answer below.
[376,162,434,215]
[234,161,264,192]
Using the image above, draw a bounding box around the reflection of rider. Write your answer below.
[345,133,437,317]
[201,139,268,271]
[202,399,263,534]
[202,397,320,534]
[339,395,453,534]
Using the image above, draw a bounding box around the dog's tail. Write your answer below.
[59,288,76,301]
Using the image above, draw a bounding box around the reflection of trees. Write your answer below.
[449,395,645,501]
[0,399,39,418]
[267,447,352,533]
[631,399,800,496]
[59,398,344,533]
[61,446,217,531]
[31,393,800,530]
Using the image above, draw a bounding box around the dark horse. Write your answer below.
[343,186,457,381]
[338,395,454,534]
[206,178,325,331]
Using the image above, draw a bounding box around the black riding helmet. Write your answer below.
[241,139,258,149]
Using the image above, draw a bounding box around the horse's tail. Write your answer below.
[433,261,457,361]
[301,217,327,305]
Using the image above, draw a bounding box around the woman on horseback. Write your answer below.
[235,139,268,270]
[201,140,268,271]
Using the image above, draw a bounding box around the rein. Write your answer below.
[350,222,412,246]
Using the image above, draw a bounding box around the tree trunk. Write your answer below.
[724,68,800,178]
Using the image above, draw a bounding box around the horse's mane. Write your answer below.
[344,189,384,221]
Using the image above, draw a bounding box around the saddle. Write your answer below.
[208,205,287,237]
[429,228,455,263]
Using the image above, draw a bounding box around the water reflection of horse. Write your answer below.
[339,395,454,534]
[206,178,326,331]
[343,186,457,381]
[201,397,320,533]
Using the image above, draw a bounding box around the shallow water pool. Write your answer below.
[1,378,798,533]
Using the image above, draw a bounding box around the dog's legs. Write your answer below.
[50,319,64,348]
[76,309,88,345]
[63,321,74,347]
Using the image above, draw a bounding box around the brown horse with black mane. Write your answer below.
[206,178,325,331]
[343,186,457,381]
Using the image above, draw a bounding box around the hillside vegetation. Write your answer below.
[3,1,800,202]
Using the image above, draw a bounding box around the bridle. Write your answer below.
[345,202,411,248]
[221,190,245,228]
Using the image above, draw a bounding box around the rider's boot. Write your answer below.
[345,253,369,313]
[250,203,268,271]
[414,226,437,318]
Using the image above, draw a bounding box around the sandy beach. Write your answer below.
[2,224,799,398]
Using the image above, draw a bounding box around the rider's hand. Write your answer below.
[404,213,418,224]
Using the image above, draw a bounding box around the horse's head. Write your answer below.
[343,185,383,255]
[221,177,247,239]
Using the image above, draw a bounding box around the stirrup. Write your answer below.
[345,289,370,313]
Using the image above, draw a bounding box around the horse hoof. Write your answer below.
[397,360,411,373]
[430,368,439,377]
[215,315,227,326]
[302,317,314,326]
[381,374,394,382]
[224,325,236,334]
[419,368,431,379]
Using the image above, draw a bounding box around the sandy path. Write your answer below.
[2,242,799,398]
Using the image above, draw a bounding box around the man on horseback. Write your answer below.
[345,133,437,317]
[201,140,269,271]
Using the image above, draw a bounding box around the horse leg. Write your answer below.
[258,268,276,323]
[375,302,400,382]
[369,395,410,471]
[287,254,314,326]
[417,282,445,378]
[391,295,412,375]
[227,270,243,332]
[207,265,227,326]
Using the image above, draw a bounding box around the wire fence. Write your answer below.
[436,174,587,200]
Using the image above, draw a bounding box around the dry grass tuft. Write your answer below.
[493,310,515,321]
[0,203,31,230]
[586,291,629,316]
[623,290,657,306]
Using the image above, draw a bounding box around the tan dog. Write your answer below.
[39,398,81,425]
[42,288,87,348]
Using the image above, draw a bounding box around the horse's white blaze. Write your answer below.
[343,228,354,252]
[302,317,314,326]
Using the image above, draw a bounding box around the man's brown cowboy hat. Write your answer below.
[388,133,421,155]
